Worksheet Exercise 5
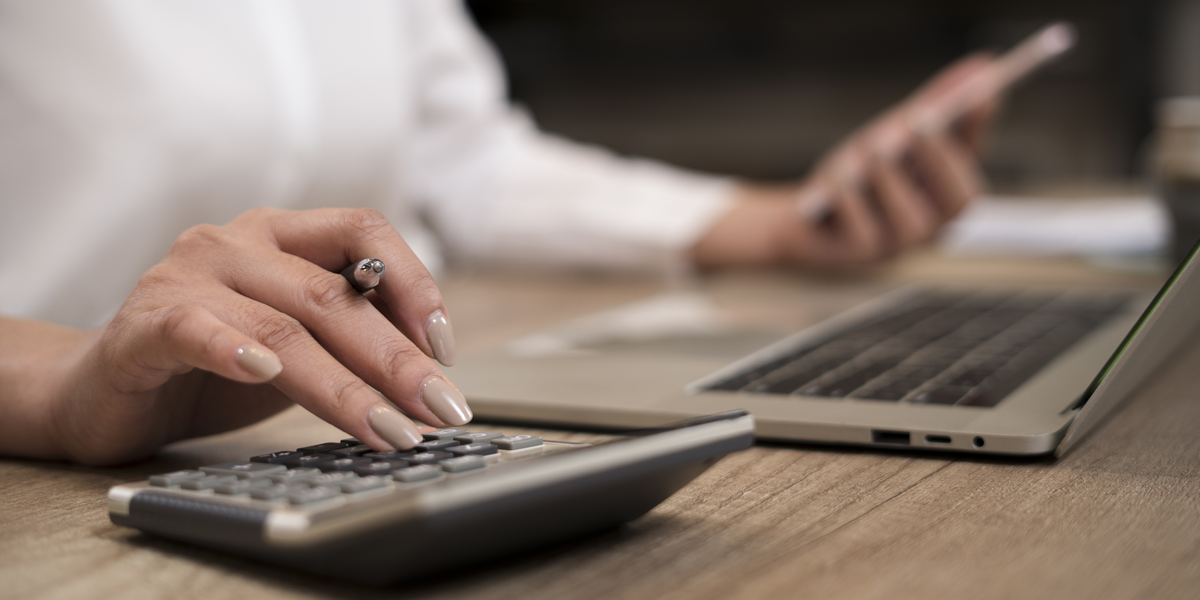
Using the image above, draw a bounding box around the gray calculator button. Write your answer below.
[340,476,389,494]
[447,443,498,456]
[149,470,206,487]
[491,435,543,450]
[454,431,503,445]
[251,483,299,500]
[440,455,486,473]
[391,464,443,483]
[306,472,357,487]
[269,468,321,484]
[200,461,286,479]
[215,478,274,495]
[405,451,452,465]
[318,457,372,472]
[179,475,237,490]
[288,486,342,505]
[422,428,470,441]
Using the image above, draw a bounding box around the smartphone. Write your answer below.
[796,22,1077,220]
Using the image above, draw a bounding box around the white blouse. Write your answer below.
[0,0,734,328]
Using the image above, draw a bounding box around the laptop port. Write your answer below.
[973,436,985,448]
[924,435,952,444]
[871,430,910,445]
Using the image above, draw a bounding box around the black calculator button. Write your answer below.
[288,486,342,505]
[491,435,543,450]
[353,461,408,476]
[362,450,416,461]
[447,443,498,456]
[148,470,206,487]
[415,439,460,452]
[422,428,470,441]
[318,457,372,472]
[391,465,443,483]
[453,432,503,445]
[340,438,362,446]
[200,461,286,479]
[404,451,453,465]
[297,442,349,455]
[331,444,372,458]
[282,453,338,469]
[440,456,486,473]
[250,451,303,464]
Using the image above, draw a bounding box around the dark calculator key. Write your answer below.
[306,472,358,487]
[491,435,543,450]
[215,479,274,496]
[269,468,321,484]
[180,475,237,490]
[340,438,362,446]
[391,464,443,483]
[454,432,503,445]
[200,461,285,479]
[250,451,303,464]
[289,486,342,505]
[318,457,372,472]
[415,439,461,452]
[440,455,486,473]
[353,461,409,476]
[362,450,417,461]
[340,476,390,494]
[404,451,453,465]
[447,443,498,457]
[422,428,470,441]
[282,453,338,469]
[149,470,206,487]
[331,444,373,458]
[297,442,349,455]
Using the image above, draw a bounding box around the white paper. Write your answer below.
[939,195,1168,257]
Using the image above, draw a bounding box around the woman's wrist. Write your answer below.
[691,183,805,268]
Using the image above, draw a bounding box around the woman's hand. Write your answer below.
[692,54,996,269]
[0,207,466,465]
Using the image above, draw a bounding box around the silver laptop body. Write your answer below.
[452,244,1200,456]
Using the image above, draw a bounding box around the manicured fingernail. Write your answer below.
[422,377,472,426]
[235,345,282,380]
[425,310,457,366]
[368,404,423,449]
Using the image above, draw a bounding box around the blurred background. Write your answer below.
[466,0,1200,189]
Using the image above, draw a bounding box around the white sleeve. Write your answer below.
[400,0,736,274]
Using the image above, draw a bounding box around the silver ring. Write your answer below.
[340,258,386,293]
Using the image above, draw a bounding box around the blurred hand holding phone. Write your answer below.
[795,22,1078,221]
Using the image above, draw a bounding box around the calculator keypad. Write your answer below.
[147,429,553,508]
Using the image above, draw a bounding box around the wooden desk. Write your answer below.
[4,251,1199,599]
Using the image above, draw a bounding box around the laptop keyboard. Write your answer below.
[705,291,1132,407]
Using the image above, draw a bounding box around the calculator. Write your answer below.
[107,410,754,584]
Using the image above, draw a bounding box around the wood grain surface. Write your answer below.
[3,254,1197,600]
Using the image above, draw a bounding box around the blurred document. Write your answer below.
[940,195,1168,256]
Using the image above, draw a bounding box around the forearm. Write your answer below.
[0,316,95,459]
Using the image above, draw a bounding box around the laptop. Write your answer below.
[451,242,1200,457]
